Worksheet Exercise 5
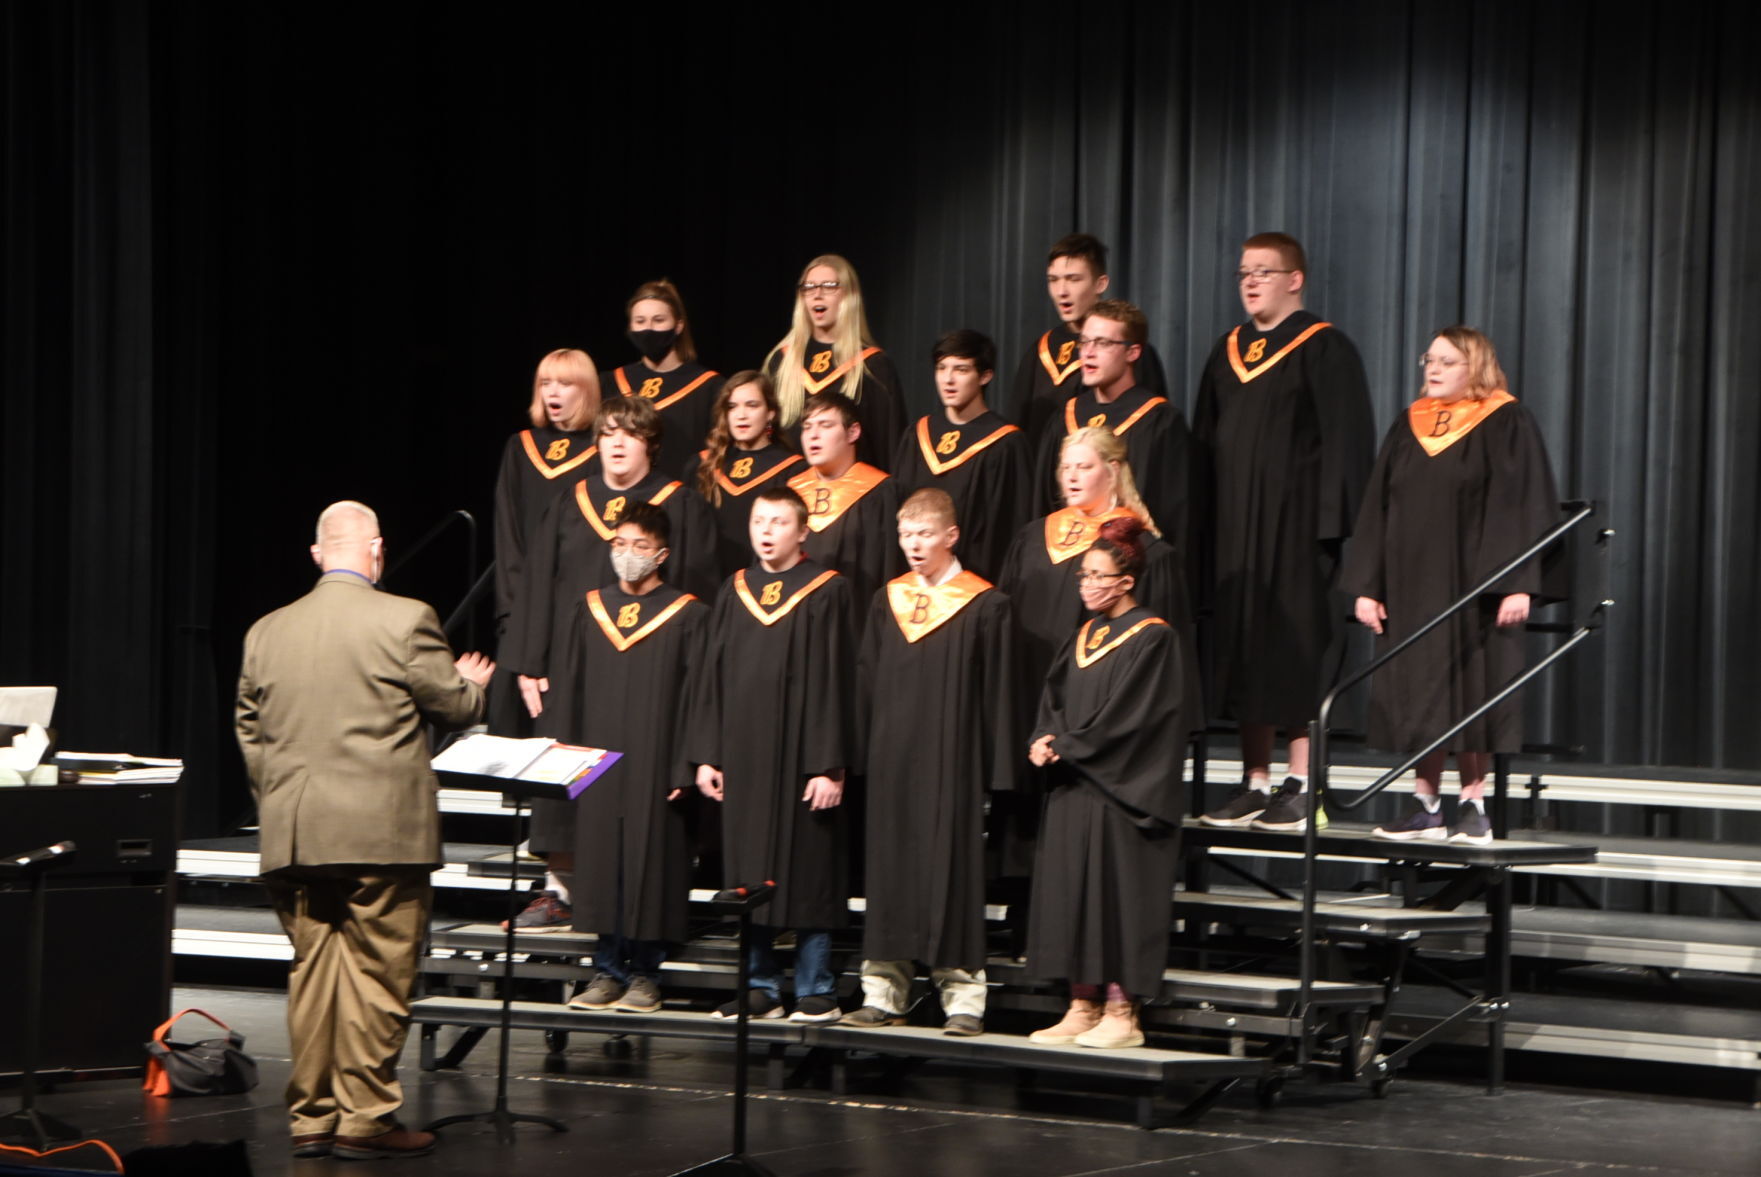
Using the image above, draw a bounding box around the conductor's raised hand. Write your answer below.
[696,763,725,801]
[455,651,496,688]
[802,770,845,811]
[517,674,548,718]
[1354,597,1386,635]
[1496,592,1531,628]
[1028,733,1059,767]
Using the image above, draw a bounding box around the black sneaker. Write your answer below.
[789,994,843,1024]
[1449,806,1494,845]
[839,1005,905,1028]
[711,989,784,1020]
[1200,783,1274,827]
[501,889,573,933]
[615,975,663,1013]
[1372,800,1447,841]
[1250,778,1328,832]
[568,973,625,1010]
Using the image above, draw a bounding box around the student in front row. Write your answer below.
[891,330,1031,582]
[689,488,857,1023]
[517,503,707,1013]
[788,391,903,626]
[845,489,1017,1037]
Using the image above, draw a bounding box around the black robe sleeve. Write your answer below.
[1310,331,1377,543]
[1338,421,1404,603]
[1475,405,1565,601]
[800,576,857,779]
[856,351,908,472]
[491,434,526,640]
[509,491,566,678]
[666,489,722,601]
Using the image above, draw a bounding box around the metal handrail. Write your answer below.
[384,509,480,649]
[1291,499,1612,1066]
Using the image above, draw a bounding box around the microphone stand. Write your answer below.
[0,841,82,1150]
[670,882,777,1177]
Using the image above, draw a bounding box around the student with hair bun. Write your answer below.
[606,278,724,478]
[1024,516,1197,1051]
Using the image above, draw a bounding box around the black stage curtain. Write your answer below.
[3,1,1757,834]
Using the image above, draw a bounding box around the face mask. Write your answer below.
[627,329,678,363]
[610,547,662,583]
[1084,576,1131,615]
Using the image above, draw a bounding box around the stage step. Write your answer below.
[1186,821,1599,868]
[176,837,536,892]
[1388,985,1761,1072]
[1175,890,1491,937]
[1433,907,1761,975]
[1511,833,1761,889]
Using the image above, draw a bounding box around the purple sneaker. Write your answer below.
[1372,801,1447,841]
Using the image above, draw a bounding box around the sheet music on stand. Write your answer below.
[432,733,620,799]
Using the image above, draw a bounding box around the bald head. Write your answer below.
[311,501,383,579]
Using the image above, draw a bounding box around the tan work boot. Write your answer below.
[1028,998,1103,1044]
[1074,1000,1144,1049]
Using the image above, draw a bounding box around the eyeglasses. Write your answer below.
[1235,268,1293,285]
[1075,570,1126,584]
[1076,336,1130,350]
[799,281,842,294]
[1418,354,1465,369]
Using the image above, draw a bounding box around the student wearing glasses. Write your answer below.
[1193,233,1375,834]
[1341,327,1561,846]
[764,254,907,471]
[1028,300,1192,576]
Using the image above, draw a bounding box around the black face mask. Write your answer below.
[627,328,678,363]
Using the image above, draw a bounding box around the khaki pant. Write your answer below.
[860,959,987,1018]
[264,866,431,1138]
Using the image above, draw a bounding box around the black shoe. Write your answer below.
[1372,800,1447,841]
[942,1014,984,1037]
[840,1005,905,1028]
[711,989,784,1020]
[1449,805,1494,845]
[1250,777,1328,832]
[1200,783,1274,827]
[789,994,843,1023]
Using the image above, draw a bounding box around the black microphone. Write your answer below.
[6,840,76,868]
[713,879,776,905]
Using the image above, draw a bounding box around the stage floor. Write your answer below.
[14,985,1759,1176]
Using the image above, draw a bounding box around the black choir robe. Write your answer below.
[1031,386,1194,585]
[512,468,718,724]
[788,462,904,630]
[606,360,724,480]
[890,412,1032,583]
[856,572,1016,971]
[769,341,907,471]
[1010,323,1169,446]
[1192,310,1375,727]
[688,560,856,929]
[554,582,707,942]
[1024,606,1194,996]
[490,426,599,734]
[684,442,805,579]
[994,508,1199,875]
[1339,395,1562,754]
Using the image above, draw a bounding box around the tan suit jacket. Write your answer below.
[236,571,485,874]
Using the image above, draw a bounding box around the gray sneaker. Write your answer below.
[569,973,625,1010]
[942,1014,984,1037]
[839,1005,904,1027]
[616,975,663,1013]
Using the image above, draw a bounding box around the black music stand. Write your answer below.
[0,840,81,1151]
[426,769,585,1143]
[670,882,777,1177]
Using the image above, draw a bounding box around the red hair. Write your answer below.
[1092,516,1148,578]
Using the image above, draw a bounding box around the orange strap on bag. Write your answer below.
[0,1138,125,1172]
[142,1007,258,1097]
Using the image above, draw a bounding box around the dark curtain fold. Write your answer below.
[2,0,1757,836]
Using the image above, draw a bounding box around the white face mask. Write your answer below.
[610,547,662,583]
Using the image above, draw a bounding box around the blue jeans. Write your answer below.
[593,934,667,983]
[747,926,834,999]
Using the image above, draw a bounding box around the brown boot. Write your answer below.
[1075,999,1144,1049]
[1028,998,1103,1045]
[332,1124,437,1160]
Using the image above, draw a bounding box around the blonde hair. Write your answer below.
[1060,427,1161,537]
[898,487,957,530]
[526,348,602,430]
[1427,325,1509,401]
[763,254,877,428]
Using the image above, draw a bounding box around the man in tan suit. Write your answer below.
[236,501,493,1161]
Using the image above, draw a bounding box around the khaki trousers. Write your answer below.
[859,959,988,1018]
[264,865,431,1138]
